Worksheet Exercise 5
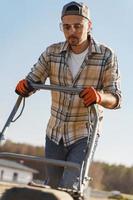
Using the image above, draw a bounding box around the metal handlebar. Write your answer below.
[0,83,82,141]
[30,82,82,94]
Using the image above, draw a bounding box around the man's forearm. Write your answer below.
[99,92,118,109]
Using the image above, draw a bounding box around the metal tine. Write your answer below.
[0,152,81,171]
[80,104,99,194]
[0,96,23,141]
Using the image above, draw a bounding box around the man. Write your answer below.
[15,1,121,193]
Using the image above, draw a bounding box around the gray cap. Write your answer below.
[61,1,90,20]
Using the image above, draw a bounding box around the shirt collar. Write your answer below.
[90,36,102,54]
[60,41,69,53]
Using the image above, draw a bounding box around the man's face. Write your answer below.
[61,15,91,47]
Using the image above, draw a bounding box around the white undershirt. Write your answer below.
[68,48,88,78]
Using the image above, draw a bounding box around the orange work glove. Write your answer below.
[15,79,34,97]
[79,87,102,107]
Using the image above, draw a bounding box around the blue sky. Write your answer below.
[0,0,133,167]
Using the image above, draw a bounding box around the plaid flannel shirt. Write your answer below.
[27,36,122,146]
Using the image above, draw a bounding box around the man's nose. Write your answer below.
[68,25,76,33]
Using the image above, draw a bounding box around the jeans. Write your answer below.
[45,136,88,189]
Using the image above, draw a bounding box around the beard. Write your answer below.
[67,36,80,46]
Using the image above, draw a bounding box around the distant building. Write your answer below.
[0,159,38,184]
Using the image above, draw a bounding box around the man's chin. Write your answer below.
[70,44,78,47]
[69,42,82,48]
[68,38,79,46]
[68,41,79,47]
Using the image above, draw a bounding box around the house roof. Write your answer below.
[0,159,38,173]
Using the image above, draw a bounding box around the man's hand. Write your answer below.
[79,87,101,107]
[15,79,34,97]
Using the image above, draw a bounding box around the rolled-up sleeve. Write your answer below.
[103,52,122,109]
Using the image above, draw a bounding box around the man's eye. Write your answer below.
[74,24,81,29]
[63,25,70,30]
